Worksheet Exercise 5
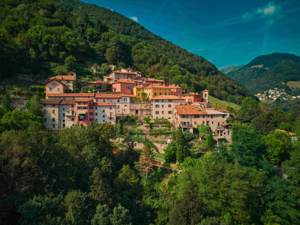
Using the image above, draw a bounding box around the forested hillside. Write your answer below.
[0,0,253,104]
[228,53,300,93]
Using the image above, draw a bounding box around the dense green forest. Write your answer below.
[1,87,300,224]
[219,64,245,74]
[228,53,300,94]
[0,0,253,104]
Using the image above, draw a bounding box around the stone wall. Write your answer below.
[129,103,152,117]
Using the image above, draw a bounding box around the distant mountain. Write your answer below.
[220,65,244,74]
[227,53,300,94]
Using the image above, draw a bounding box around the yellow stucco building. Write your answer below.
[133,86,144,100]
[144,85,175,100]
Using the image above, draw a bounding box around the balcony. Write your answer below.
[216,126,224,131]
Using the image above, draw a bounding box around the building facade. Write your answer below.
[112,79,135,95]
[151,95,185,120]
[41,99,62,131]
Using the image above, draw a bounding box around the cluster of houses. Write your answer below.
[255,88,300,101]
[42,68,232,143]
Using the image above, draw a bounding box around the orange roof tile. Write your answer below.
[167,85,181,89]
[144,85,169,89]
[183,92,201,96]
[113,71,137,75]
[45,79,67,87]
[275,129,297,136]
[47,93,95,97]
[60,100,76,105]
[176,105,207,115]
[121,94,136,97]
[75,98,93,102]
[196,101,209,105]
[217,109,230,113]
[95,94,122,99]
[152,95,184,100]
[94,102,116,106]
[40,99,62,105]
[134,86,143,89]
[49,75,75,81]
[221,123,230,127]
[89,81,111,84]
[113,79,135,84]
[104,76,114,80]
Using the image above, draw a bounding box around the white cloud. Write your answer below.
[129,16,138,22]
[242,12,253,20]
[255,2,282,26]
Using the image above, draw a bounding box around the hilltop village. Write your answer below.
[42,67,232,144]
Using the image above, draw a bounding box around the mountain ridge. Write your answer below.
[219,65,245,74]
[228,52,300,94]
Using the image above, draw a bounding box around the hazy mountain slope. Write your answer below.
[220,65,245,74]
[228,53,300,93]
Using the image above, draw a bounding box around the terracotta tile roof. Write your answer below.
[134,86,143,89]
[146,78,165,82]
[60,100,76,105]
[121,94,136,97]
[40,99,61,105]
[94,102,116,106]
[75,98,94,102]
[176,105,207,115]
[152,95,184,100]
[168,85,181,89]
[95,94,122,99]
[144,85,169,89]
[104,76,114,80]
[275,129,297,136]
[45,79,68,87]
[89,81,111,84]
[113,79,135,84]
[113,71,137,75]
[195,101,209,105]
[221,123,230,127]
[217,109,230,113]
[183,92,201,96]
[47,93,95,97]
[49,75,75,81]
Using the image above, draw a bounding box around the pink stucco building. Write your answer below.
[112,79,135,95]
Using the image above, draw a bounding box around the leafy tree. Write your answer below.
[264,131,292,164]
[92,204,110,225]
[197,124,210,138]
[183,130,194,142]
[206,132,214,150]
[141,92,147,101]
[102,83,110,92]
[238,97,261,123]
[110,204,132,225]
[113,165,140,198]
[139,143,155,179]
[89,168,112,205]
[64,55,77,72]
[2,94,14,112]
[25,94,43,117]
[143,117,151,123]
[103,65,112,74]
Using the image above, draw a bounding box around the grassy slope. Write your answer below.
[209,96,241,111]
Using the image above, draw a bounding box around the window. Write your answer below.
[49,88,52,91]
[131,85,132,87]
[162,111,164,114]
[103,109,105,112]
[63,120,65,122]
[52,110,55,114]
[123,89,125,92]
[202,115,205,118]
[218,122,220,126]
[124,98,127,101]
[84,102,87,105]
[110,100,113,103]
[57,88,60,91]
[44,104,46,107]
[52,124,55,128]
[194,121,197,124]
[78,102,81,105]
[222,115,225,118]
[155,111,159,114]
[138,94,140,96]
[110,107,112,109]
[52,118,55,122]
[67,81,71,83]
[207,121,209,125]
[53,104,55,107]
[44,118,47,122]
[63,124,65,128]
[89,107,93,109]
[168,117,171,119]
[212,122,214,124]
[63,108,65,111]
[63,113,65,117]
[90,118,94,121]
[155,93,157,96]
[194,115,199,118]
[162,100,164,102]
[103,100,105,102]
[123,84,125,87]
[95,119,98,122]
[52,83,56,86]
[103,115,105,118]
[168,111,172,114]
[202,121,205,124]
[155,100,159,102]
[160,93,161,95]
[168,100,172,102]
[211,115,214,119]
[95,107,97,109]
[127,85,129,88]
[162,105,164,108]
[103,120,105,122]
[118,100,120,102]
[155,105,159,108]
[131,89,133,92]
[168,104,171,108]
[44,110,46,113]
[89,112,94,115]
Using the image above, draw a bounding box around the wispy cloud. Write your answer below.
[255,2,282,26]
[129,16,138,23]
[150,0,168,24]
[242,12,253,20]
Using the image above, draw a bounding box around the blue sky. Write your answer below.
[82,0,300,68]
